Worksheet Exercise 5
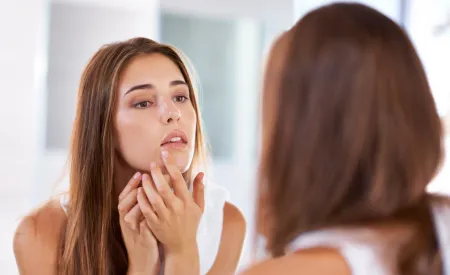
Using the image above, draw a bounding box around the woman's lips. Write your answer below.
[160,130,188,149]
[160,140,188,150]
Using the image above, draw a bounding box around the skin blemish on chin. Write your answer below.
[175,156,185,167]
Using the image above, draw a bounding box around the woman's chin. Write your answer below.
[162,150,192,171]
[128,149,193,175]
[134,161,191,175]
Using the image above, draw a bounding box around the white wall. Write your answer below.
[0,1,49,273]
[161,0,295,66]
[161,0,293,27]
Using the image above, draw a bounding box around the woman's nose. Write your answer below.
[159,97,181,124]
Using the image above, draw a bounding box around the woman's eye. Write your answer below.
[133,101,152,108]
[174,96,188,103]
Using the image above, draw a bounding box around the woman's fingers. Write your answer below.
[160,150,190,201]
[142,174,168,219]
[119,172,141,202]
[139,219,156,242]
[150,161,177,207]
[124,203,142,231]
[192,172,205,212]
[118,188,138,217]
[137,187,159,225]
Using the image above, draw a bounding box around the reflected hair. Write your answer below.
[258,3,443,275]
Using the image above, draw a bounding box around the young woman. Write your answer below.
[243,3,449,275]
[13,37,246,275]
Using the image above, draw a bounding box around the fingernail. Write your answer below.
[142,174,148,180]
[133,172,141,179]
[161,150,169,158]
[150,162,157,169]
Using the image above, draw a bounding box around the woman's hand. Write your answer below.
[118,172,161,275]
[137,150,205,274]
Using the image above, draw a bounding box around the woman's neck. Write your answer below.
[113,156,137,199]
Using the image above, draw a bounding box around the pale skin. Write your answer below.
[13,53,246,275]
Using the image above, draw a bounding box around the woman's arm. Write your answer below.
[13,200,66,275]
[207,202,246,275]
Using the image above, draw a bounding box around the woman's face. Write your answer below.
[115,53,197,174]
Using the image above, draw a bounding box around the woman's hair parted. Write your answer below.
[59,37,208,275]
[258,3,443,274]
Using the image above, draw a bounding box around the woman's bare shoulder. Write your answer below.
[13,196,67,274]
[223,202,246,233]
[240,247,351,275]
[222,202,246,250]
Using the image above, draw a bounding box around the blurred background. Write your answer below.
[0,0,449,274]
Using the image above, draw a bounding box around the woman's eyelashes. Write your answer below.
[174,95,189,103]
[133,100,153,109]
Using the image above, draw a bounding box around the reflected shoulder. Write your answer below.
[13,197,67,274]
[223,202,246,236]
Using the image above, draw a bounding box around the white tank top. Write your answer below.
[60,182,229,275]
[286,198,450,275]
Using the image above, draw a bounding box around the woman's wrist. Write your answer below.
[127,261,160,275]
[164,244,200,275]
[127,271,147,275]
[126,269,149,275]
[127,268,158,275]
[164,240,198,256]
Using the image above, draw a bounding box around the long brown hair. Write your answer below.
[59,37,208,275]
[259,3,443,274]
